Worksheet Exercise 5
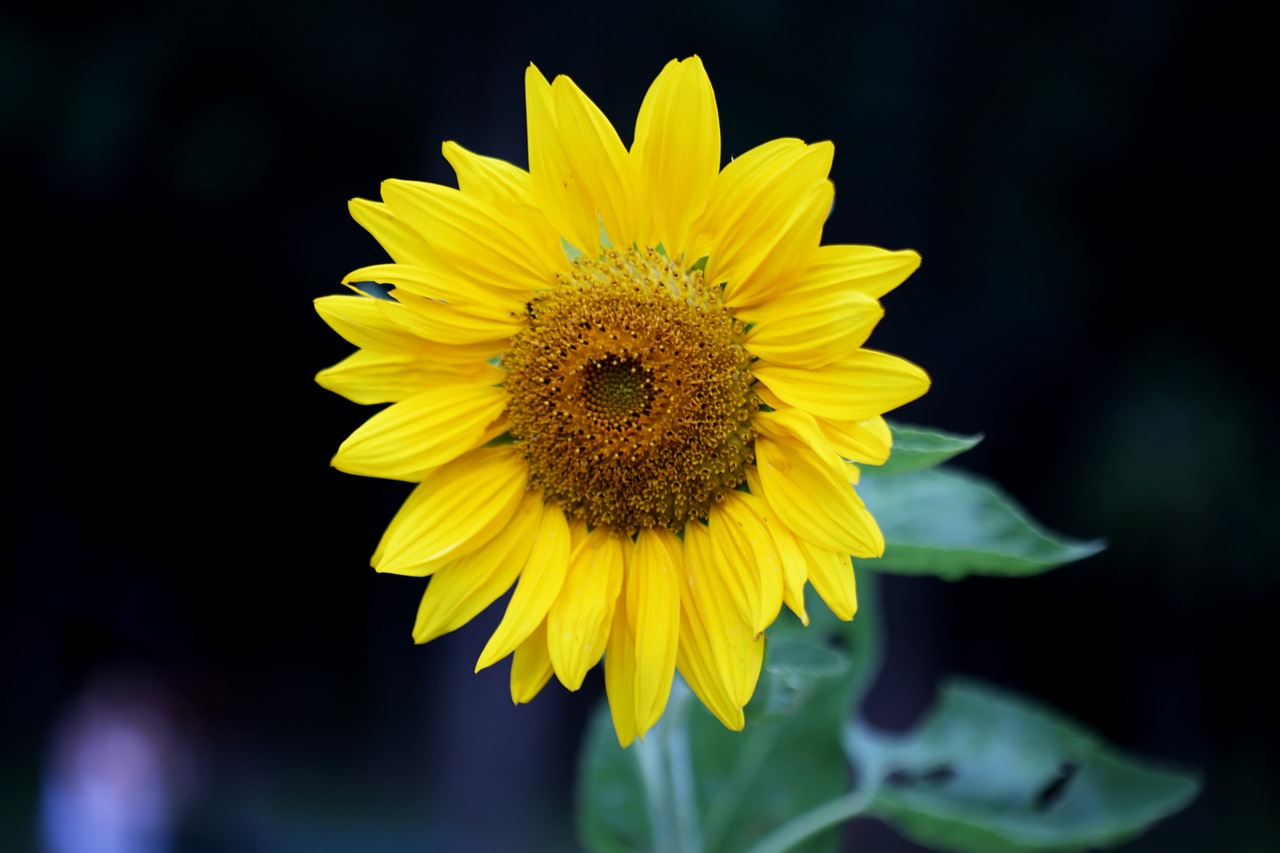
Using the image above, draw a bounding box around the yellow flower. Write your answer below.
[315,57,929,746]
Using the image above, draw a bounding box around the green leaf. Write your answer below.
[577,620,870,853]
[857,468,1104,578]
[845,679,1200,853]
[745,634,849,722]
[866,422,984,476]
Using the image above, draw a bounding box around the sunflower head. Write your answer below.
[316,57,929,746]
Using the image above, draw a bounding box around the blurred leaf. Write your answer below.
[857,468,1104,578]
[746,634,850,721]
[577,620,873,853]
[845,679,1200,852]
[865,422,984,476]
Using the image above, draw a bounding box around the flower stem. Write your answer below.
[636,677,702,852]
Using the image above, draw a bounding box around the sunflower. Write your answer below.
[315,57,929,746]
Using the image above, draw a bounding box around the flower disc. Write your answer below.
[504,247,758,533]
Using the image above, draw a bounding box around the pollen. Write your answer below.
[504,247,758,534]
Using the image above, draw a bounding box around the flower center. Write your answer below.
[503,247,758,534]
[581,355,654,422]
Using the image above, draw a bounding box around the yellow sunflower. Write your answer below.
[315,57,929,746]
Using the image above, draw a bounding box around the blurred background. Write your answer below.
[3,0,1274,850]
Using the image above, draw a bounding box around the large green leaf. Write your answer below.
[577,615,875,853]
[864,422,984,476]
[856,467,1104,578]
[845,679,1200,852]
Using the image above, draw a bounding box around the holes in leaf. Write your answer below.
[885,764,955,787]
[1033,761,1079,812]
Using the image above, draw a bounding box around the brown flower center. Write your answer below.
[503,247,757,534]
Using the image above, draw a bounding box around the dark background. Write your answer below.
[3,1,1275,850]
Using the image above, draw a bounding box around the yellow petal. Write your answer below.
[710,492,784,636]
[748,500,811,626]
[315,294,508,365]
[333,383,508,482]
[343,263,524,315]
[314,294,426,355]
[548,525,625,691]
[442,140,566,265]
[706,503,759,635]
[755,410,861,498]
[376,447,529,575]
[694,137,798,250]
[628,528,682,739]
[411,562,513,645]
[348,198,436,267]
[754,434,884,558]
[675,619,744,732]
[701,139,833,307]
[604,588,639,748]
[816,414,892,465]
[795,244,922,301]
[511,618,556,704]
[381,178,563,295]
[525,65,598,256]
[801,541,858,621]
[752,383,787,412]
[476,501,572,670]
[753,349,931,422]
[743,290,883,369]
[753,407,846,475]
[377,291,521,347]
[316,349,490,405]
[632,56,720,255]
[726,178,833,310]
[443,140,535,205]
[552,73,637,249]
[683,521,763,710]
[411,489,543,642]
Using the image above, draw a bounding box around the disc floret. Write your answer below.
[504,247,757,533]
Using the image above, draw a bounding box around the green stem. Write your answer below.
[741,779,878,853]
[637,678,702,852]
[664,681,702,852]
